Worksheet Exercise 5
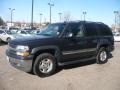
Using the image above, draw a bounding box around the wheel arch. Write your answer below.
[97,39,111,52]
[98,44,110,52]
[6,37,11,42]
[31,46,62,68]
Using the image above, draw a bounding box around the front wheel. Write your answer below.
[96,47,108,64]
[6,37,11,43]
[33,53,57,77]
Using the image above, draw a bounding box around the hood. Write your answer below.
[10,35,50,45]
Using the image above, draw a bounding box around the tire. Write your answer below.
[96,47,108,64]
[6,37,11,43]
[33,53,57,77]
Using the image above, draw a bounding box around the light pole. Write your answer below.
[44,18,46,24]
[31,0,34,29]
[58,13,62,22]
[9,8,15,27]
[114,11,119,31]
[48,3,54,23]
[39,13,43,28]
[119,13,120,25]
[83,11,87,21]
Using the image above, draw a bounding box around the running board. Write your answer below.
[58,57,96,66]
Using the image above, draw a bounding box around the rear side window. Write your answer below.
[84,23,98,37]
[98,24,112,36]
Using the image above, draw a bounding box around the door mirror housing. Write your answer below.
[65,32,73,38]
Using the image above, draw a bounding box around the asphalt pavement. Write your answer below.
[0,42,120,90]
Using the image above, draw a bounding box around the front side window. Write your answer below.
[64,23,85,38]
[38,23,65,37]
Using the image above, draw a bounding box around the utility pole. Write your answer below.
[48,3,54,23]
[31,0,34,29]
[83,11,87,21]
[58,13,62,22]
[9,8,15,27]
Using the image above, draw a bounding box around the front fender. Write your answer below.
[31,45,62,62]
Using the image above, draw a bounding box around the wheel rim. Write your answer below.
[39,58,53,73]
[100,51,107,61]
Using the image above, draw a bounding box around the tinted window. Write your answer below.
[85,23,98,37]
[65,23,84,37]
[21,31,27,34]
[98,24,112,36]
[17,30,27,34]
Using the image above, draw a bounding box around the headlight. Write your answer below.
[16,45,29,52]
[16,45,30,56]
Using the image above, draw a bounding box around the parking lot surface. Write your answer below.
[0,42,120,90]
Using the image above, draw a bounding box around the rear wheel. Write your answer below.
[33,53,57,77]
[96,47,108,64]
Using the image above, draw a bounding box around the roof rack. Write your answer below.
[62,20,105,25]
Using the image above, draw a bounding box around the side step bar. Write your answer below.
[58,57,96,66]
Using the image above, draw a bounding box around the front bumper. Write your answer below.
[7,56,33,72]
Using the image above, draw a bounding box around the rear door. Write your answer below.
[83,23,99,58]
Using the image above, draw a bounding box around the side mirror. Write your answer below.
[66,32,73,38]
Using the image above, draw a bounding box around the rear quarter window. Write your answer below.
[97,24,113,36]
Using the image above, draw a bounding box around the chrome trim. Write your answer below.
[62,48,96,55]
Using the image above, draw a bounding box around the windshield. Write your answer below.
[6,30,17,34]
[37,23,65,37]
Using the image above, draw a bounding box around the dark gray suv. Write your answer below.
[6,21,114,77]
